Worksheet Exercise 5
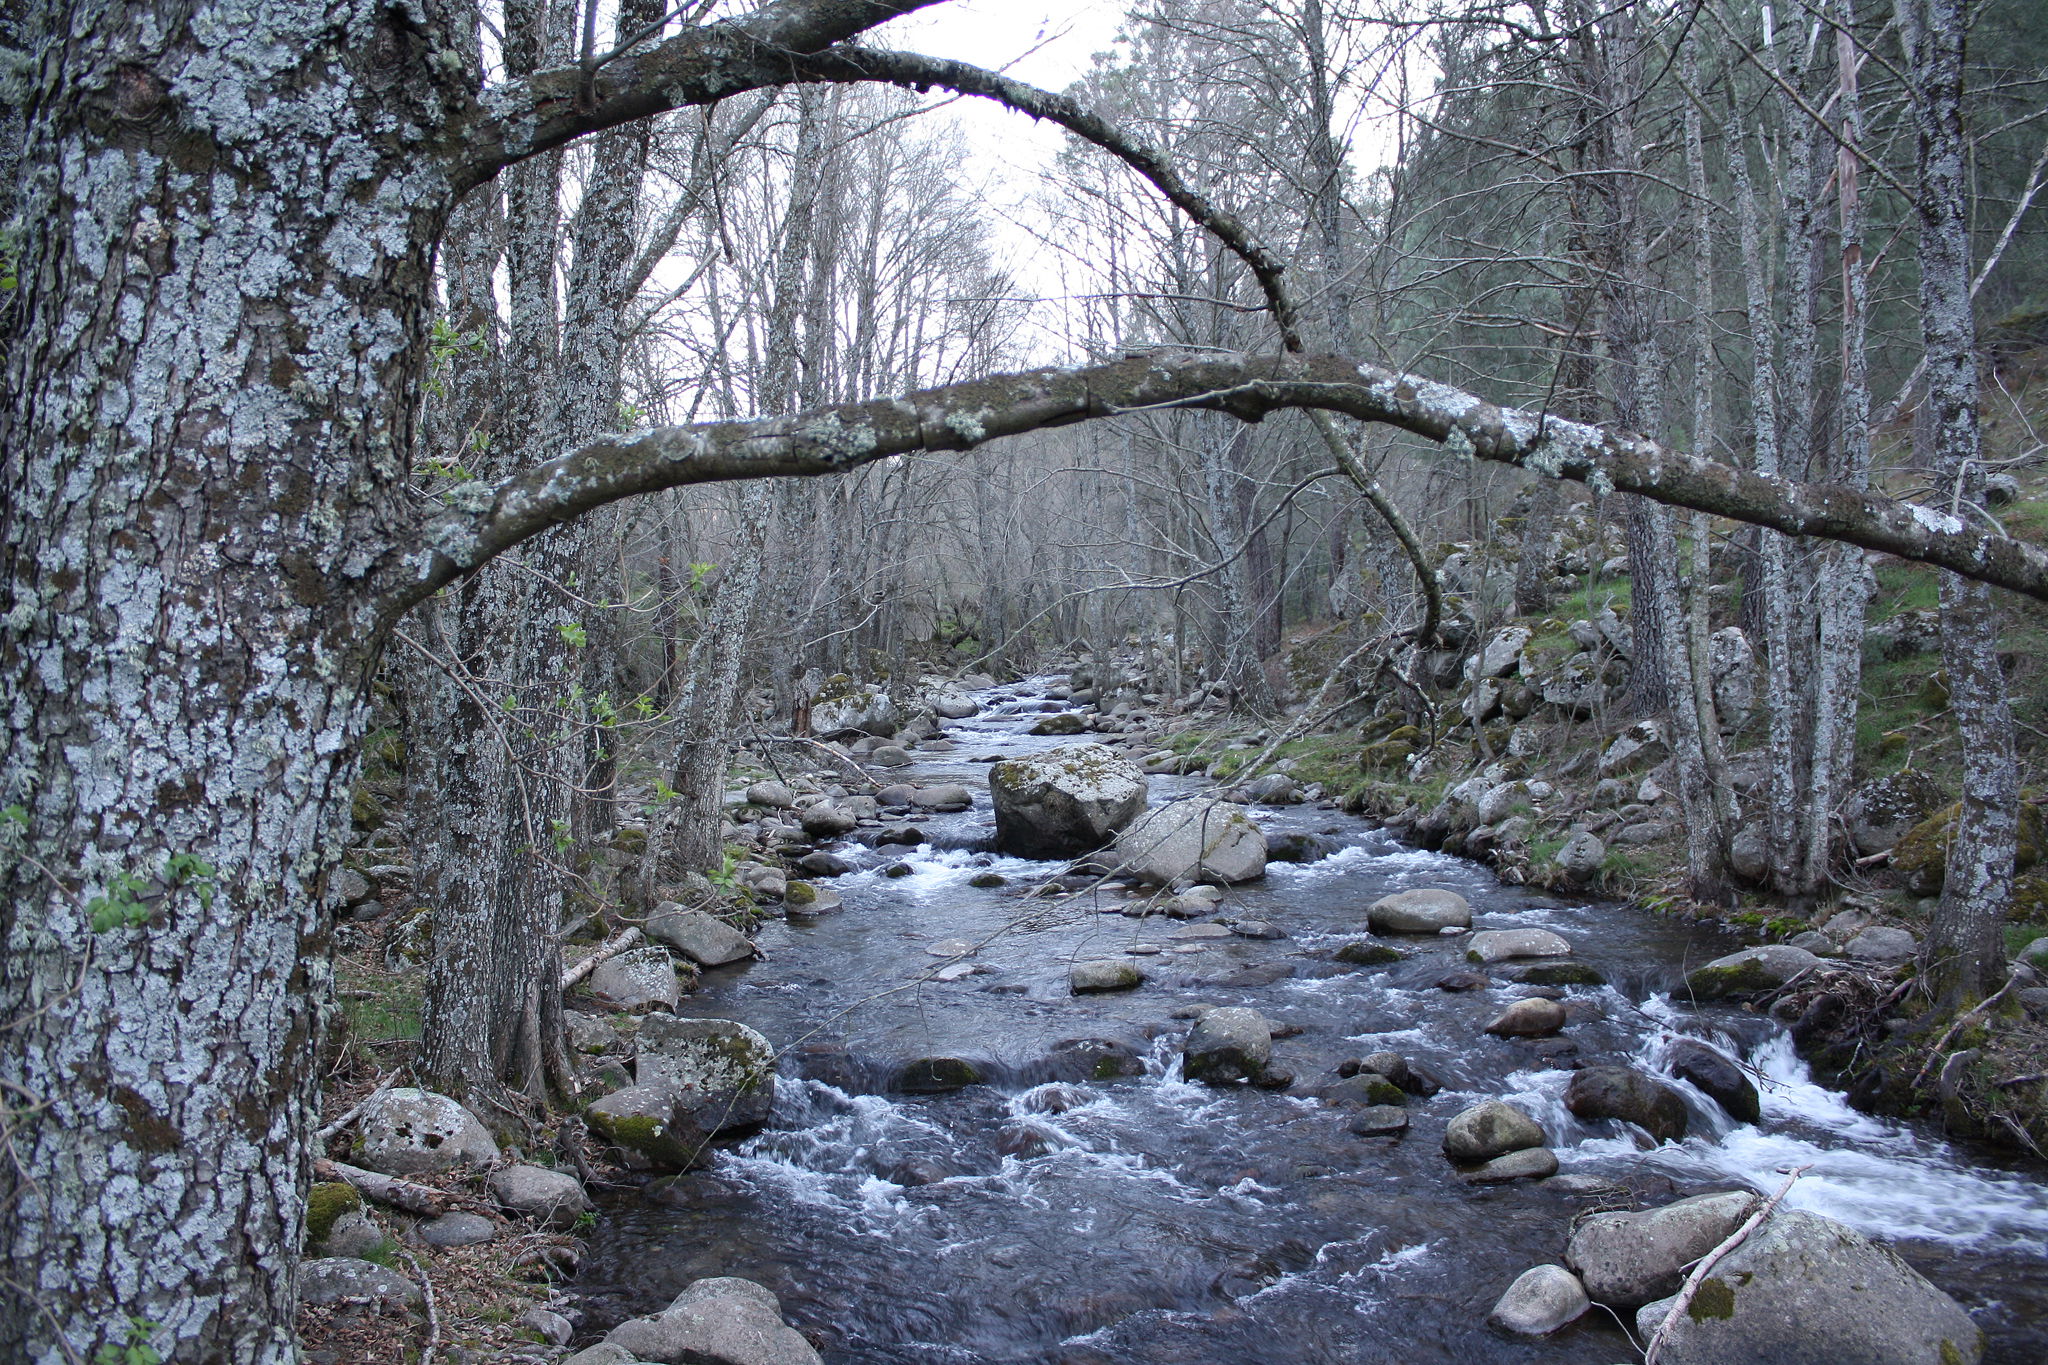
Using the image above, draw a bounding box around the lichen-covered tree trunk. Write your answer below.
[1901,0,2019,1005]
[0,7,448,1358]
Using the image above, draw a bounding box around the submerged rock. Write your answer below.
[987,744,1147,858]
[1463,1146,1558,1182]
[1348,1105,1409,1136]
[1631,1211,1981,1365]
[1113,798,1267,885]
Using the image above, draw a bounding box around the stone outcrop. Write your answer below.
[987,744,1147,858]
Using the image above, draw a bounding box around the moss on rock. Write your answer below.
[306,1181,361,1246]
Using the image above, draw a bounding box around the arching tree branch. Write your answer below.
[386,351,2048,618]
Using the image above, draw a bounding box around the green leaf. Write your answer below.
[557,621,588,648]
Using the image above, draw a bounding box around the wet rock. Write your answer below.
[988,744,1148,859]
[1503,961,1607,987]
[895,1056,985,1092]
[1335,941,1406,967]
[1029,711,1089,736]
[1436,970,1492,992]
[647,905,756,967]
[968,872,1007,888]
[489,1163,589,1230]
[795,851,851,877]
[1683,945,1821,1001]
[420,1212,497,1247]
[1631,1211,1980,1365]
[589,1085,713,1169]
[636,1015,777,1132]
[1842,925,1917,963]
[1488,1264,1589,1336]
[1348,1105,1410,1136]
[355,1088,499,1176]
[1565,1190,1760,1305]
[1366,887,1472,934]
[1181,1006,1272,1085]
[995,1118,1065,1159]
[1170,922,1232,939]
[1322,1073,1406,1107]
[605,1275,824,1365]
[884,862,915,877]
[1114,798,1267,885]
[1442,1099,1545,1161]
[588,947,684,1013]
[1229,918,1285,939]
[1565,1066,1689,1143]
[744,780,796,809]
[1484,997,1566,1037]
[1359,1051,1409,1086]
[1668,1040,1761,1124]
[874,783,917,808]
[1466,928,1572,963]
[1266,830,1341,863]
[783,883,841,915]
[910,783,974,812]
[1463,1147,1558,1183]
[300,1257,422,1308]
[1020,1082,1096,1114]
[1070,959,1145,993]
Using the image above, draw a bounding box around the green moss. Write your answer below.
[895,1056,983,1092]
[350,785,386,830]
[1335,941,1406,966]
[1684,959,1777,1000]
[1510,961,1607,987]
[1688,1277,1736,1322]
[969,872,1007,888]
[784,880,818,906]
[306,1182,361,1245]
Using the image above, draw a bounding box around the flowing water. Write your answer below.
[577,681,2048,1363]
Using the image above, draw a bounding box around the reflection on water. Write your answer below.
[575,681,2048,1364]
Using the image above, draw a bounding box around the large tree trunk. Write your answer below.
[0,7,443,1358]
[1901,0,2018,1006]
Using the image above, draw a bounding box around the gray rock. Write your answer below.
[1442,1100,1545,1161]
[1684,945,1822,1000]
[300,1257,421,1308]
[1565,1190,1760,1305]
[1266,830,1341,863]
[566,1010,622,1055]
[1484,997,1566,1037]
[1555,830,1607,882]
[909,783,974,812]
[1709,626,1757,727]
[1630,1211,1980,1365]
[1599,720,1668,775]
[1842,925,1917,964]
[1727,823,1770,882]
[987,744,1148,859]
[744,780,796,809]
[798,803,858,837]
[1113,798,1267,885]
[1842,770,1945,857]
[489,1163,589,1230]
[1488,1264,1589,1336]
[1366,888,1472,934]
[520,1307,575,1347]
[318,1209,385,1259]
[1181,1006,1272,1084]
[1564,1066,1689,1143]
[606,1275,823,1365]
[1463,1146,1558,1182]
[1070,959,1145,993]
[1238,773,1302,805]
[931,691,981,720]
[564,1346,638,1365]
[1467,928,1572,963]
[636,1015,776,1131]
[1668,1040,1761,1124]
[355,1088,499,1176]
[420,1212,498,1248]
[1477,625,1533,678]
[811,686,900,737]
[588,1084,712,1170]
[868,746,914,768]
[1229,918,1285,939]
[329,867,372,907]
[1348,1105,1410,1136]
[588,947,683,1013]
[647,905,756,967]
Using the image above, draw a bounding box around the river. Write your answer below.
[576,678,2048,1363]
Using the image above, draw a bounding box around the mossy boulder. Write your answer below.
[305,1182,361,1246]
[1683,945,1822,1001]
[1891,799,2045,895]
[988,744,1147,858]
[894,1056,985,1092]
[1335,941,1406,967]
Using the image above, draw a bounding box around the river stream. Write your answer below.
[576,679,2048,1363]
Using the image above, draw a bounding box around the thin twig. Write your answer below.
[399,1243,440,1365]
[315,1068,402,1145]
[1643,1166,1810,1365]
[1910,975,2020,1092]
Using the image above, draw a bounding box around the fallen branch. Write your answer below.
[560,926,643,991]
[314,1158,453,1216]
[1642,1165,1809,1365]
[753,734,884,790]
[400,1244,440,1365]
[316,1068,402,1146]
[1994,1071,2047,1089]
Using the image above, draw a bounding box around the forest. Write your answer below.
[3,0,2048,1362]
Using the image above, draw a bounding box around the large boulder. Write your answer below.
[636,1015,777,1133]
[1181,1007,1272,1084]
[987,744,1147,859]
[1113,798,1267,885]
[1554,830,1606,882]
[1892,799,2045,895]
[647,905,756,967]
[1366,888,1472,934]
[1668,1040,1761,1124]
[1683,945,1821,1001]
[1476,625,1533,679]
[300,1257,422,1309]
[1565,1191,1759,1306]
[1842,770,1946,858]
[930,691,981,720]
[605,1276,824,1365]
[588,1084,714,1170]
[1442,1100,1544,1161]
[355,1088,498,1176]
[1631,1211,1981,1365]
[1565,1066,1689,1143]
[810,682,900,737]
